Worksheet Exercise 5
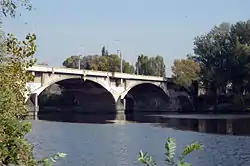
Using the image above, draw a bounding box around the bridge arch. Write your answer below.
[32,75,115,100]
[30,75,120,117]
[119,82,169,113]
[120,81,168,100]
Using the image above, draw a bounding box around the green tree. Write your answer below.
[101,46,108,56]
[230,38,250,108]
[136,54,166,76]
[62,55,79,68]
[62,55,99,69]
[172,58,200,88]
[123,60,135,74]
[107,54,120,72]
[94,55,108,71]
[63,53,135,74]
[136,54,149,75]
[192,22,233,102]
[229,21,250,106]
[0,32,66,166]
[0,33,36,165]
[0,0,32,17]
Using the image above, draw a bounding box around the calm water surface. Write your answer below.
[27,113,250,166]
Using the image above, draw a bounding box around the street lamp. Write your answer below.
[112,40,122,73]
[78,54,81,70]
[78,45,84,70]
[117,49,123,73]
[136,56,139,75]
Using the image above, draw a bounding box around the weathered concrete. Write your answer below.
[25,66,191,117]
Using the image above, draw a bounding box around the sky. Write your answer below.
[2,0,250,76]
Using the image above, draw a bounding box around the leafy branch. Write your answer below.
[138,137,203,166]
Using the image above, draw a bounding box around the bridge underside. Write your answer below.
[26,77,194,122]
[123,83,170,113]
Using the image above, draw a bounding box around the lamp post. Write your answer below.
[136,54,140,75]
[117,49,123,73]
[78,54,81,70]
[112,40,122,73]
[78,45,84,69]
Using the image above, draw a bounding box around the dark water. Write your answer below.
[27,113,250,166]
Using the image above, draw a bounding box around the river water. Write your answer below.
[27,113,250,166]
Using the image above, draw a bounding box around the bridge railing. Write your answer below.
[26,66,167,81]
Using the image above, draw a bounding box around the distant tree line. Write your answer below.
[62,46,166,77]
[171,19,250,111]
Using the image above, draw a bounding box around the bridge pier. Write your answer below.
[30,93,39,119]
[116,98,126,113]
[115,98,126,121]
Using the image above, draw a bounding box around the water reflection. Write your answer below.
[35,112,250,136]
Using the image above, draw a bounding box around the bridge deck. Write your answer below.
[27,66,169,81]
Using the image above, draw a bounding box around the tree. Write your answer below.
[136,54,166,76]
[63,55,99,69]
[192,22,233,100]
[94,55,108,71]
[101,46,108,56]
[63,53,135,74]
[0,33,66,166]
[107,54,120,72]
[230,21,250,96]
[229,37,250,108]
[123,60,135,74]
[136,54,149,75]
[0,33,36,165]
[190,19,250,110]
[0,0,32,17]
[172,58,200,88]
[62,55,79,68]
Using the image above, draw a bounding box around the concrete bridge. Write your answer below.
[26,66,190,117]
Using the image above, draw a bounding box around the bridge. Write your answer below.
[26,66,190,117]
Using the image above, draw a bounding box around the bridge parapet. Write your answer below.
[27,66,165,81]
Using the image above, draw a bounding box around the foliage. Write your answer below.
[138,137,203,166]
[178,19,250,109]
[63,47,165,76]
[136,54,166,76]
[172,58,200,88]
[0,0,32,17]
[101,46,108,56]
[192,22,233,96]
[37,152,67,166]
[0,33,66,165]
[63,52,135,74]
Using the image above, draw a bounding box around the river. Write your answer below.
[27,113,250,166]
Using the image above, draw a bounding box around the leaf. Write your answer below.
[182,142,203,157]
[165,137,176,164]
[138,150,157,166]
[178,161,191,166]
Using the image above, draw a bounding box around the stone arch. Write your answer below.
[119,82,169,113]
[32,75,115,101]
[120,81,168,100]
